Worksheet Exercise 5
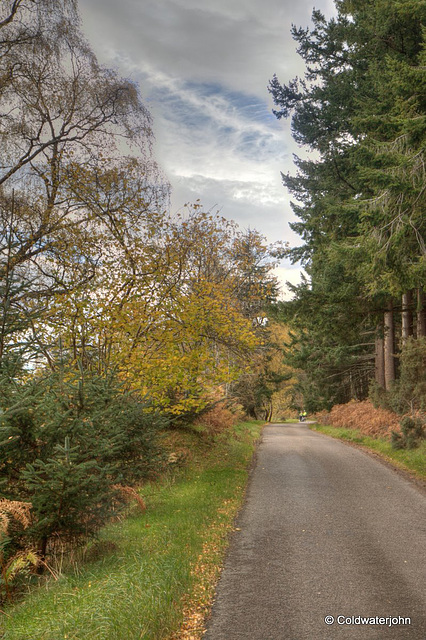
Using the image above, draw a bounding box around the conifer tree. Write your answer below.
[269,0,426,408]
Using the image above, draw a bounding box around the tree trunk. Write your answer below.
[384,303,395,390]
[401,291,413,345]
[375,324,385,388]
[265,404,272,422]
[36,536,48,574]
[417,288,426,337]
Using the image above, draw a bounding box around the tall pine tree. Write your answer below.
[269,0,426,409]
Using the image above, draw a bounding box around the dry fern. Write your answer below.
[315,400,400,438]
[194,404,238,438]
[0,500,38,602]
[0,499,32,534]
[112,485,146,512]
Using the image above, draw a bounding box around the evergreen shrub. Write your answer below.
[391,416,425,450]
[0,366,166,554]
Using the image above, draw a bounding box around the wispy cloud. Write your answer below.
[120,59,286,146]
[129,62,291,176]
[78,0,336,296]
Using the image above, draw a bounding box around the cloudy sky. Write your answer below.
[78,0,336,297]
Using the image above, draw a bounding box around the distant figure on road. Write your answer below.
[299,410,307,422]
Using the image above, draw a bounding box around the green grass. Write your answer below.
[310,424,426,479]
[1,421,264,640]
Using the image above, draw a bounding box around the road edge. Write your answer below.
[309,424,426,497]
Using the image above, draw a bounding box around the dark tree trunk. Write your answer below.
[36,536,48,574]
[401,291,413,345]
[375,324,385,388]
[384,303,395,390]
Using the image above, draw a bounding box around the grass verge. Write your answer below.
[310,423,426,480]
[1,421,264,640]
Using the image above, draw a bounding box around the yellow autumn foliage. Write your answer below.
[33,204,279,415]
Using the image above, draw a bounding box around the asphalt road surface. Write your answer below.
[204,423,426,640]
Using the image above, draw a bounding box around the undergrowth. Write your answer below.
[315,400,401,438]
[0,420,263,640]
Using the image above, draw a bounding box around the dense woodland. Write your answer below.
[269,0,426,415]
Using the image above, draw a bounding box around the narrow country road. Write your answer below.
[204,423,426,639]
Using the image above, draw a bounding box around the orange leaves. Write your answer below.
[0,500,33,536]
[315,400,401,438]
